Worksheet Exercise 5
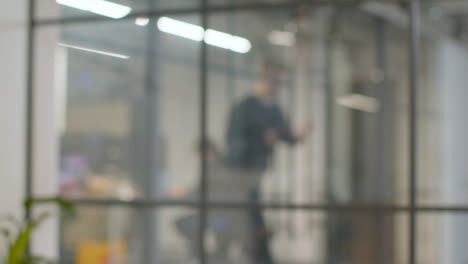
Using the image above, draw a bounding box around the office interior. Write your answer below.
[3,0,468,263]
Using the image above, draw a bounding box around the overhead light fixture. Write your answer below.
[157,17,252,54]
[204,29,233,50]
[135,17,150,26]
[205,29,251,53]
[157,17,204,41]
[56,0,132,19]
[58,43,130,59]
[336,93,379,113]
[230,36,251,54]
[268,30,296,47]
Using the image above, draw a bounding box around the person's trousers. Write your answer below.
[247,188,274,264]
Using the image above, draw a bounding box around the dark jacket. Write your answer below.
[226,96,296,170]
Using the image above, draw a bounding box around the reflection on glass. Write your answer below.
[58,42,131,59]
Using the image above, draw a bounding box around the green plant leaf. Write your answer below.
[2,197,75,264]
[6,212,51,264]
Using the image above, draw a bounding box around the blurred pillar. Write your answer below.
[31,8,61,260]
[437,40,468,264]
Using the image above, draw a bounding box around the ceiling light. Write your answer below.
[205,29,251,53]
[336,94,379,113]
[58,43,130,59]
[268,30,296,47]
[230,36,252,54]
[204,29,233,50]
[157,17,204,41]
[135,17,150,26]
[56,0,132,19]
[157,17,252,54]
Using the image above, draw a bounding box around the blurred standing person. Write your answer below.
[226,57,311,264]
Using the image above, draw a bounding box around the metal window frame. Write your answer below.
[23,0,454,264]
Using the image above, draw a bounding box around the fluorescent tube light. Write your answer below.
[231,36,252,54]
[58,43,130,59]
[56,0,132,19]
[157,17,204,41]
[157,17,252,54]
[204,29,233,50]
[205,29,252,53]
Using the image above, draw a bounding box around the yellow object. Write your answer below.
[75,240,127,264]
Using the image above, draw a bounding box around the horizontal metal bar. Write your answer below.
[416,206,468,213]
[34,198,409,211]
[33,0,365,27]
[31,197,468,213]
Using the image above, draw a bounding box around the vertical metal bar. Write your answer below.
[141,6,160,262]
[375,18,387,201]
[409,0,420,263]
[324,9,340,263]
[287,54,296,237]
[375,17,393,264]
[199,0,208,263]
[25,0,36,257]
[25,0,35,222]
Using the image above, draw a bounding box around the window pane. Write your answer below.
[203,209,408,264]
[60,206,198,263]
[206,7,409,205]
[34,16,200,200]
[417,213,468,264]
[418,1,468,205]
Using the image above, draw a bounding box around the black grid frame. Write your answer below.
[24,0,462,264]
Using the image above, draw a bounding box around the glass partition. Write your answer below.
[28,0,468,263]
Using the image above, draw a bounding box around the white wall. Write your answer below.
[0,0,27,218]
[30,25,60,259]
